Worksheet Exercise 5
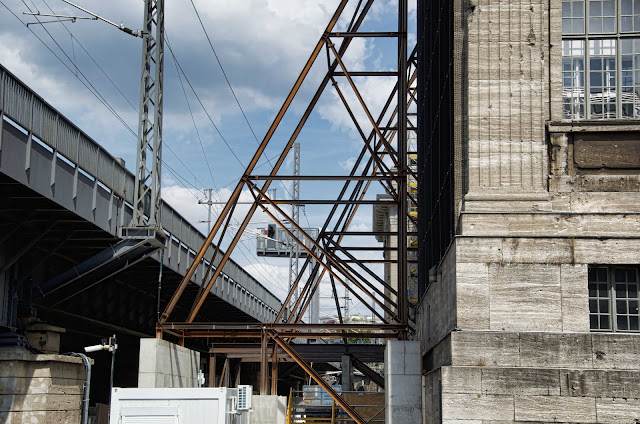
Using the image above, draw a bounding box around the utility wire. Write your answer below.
[40,0,138,112]
[170,44,218,191]
[6,0,294,294]
[164,35,245,168]
[188,0,313,229]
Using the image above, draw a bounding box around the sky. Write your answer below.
[0,0,417,320]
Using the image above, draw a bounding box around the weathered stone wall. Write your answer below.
[423,332,640,423]
[418,0,640,421]
[466,0,551,194]
[138,338,200,388]
[0,348,85,424]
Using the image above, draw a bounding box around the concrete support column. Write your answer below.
[138,338,200,388]
[341,355,353,391]
[385,341,421,424]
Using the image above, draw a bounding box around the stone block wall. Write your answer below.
[417,0,640,420]
[423,332,640,423]
[138,338,200,388]
[0,348,85,424]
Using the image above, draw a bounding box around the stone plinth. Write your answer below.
[0,348,85,424]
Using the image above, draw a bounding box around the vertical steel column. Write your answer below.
[209,353,216,387]
[260,330,269,394]
[288,143,301,312]
[130,0,164,227]
[271,345,278,395]
[397,0,409,334]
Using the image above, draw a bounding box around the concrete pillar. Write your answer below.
[250,395,287,424]
[138,338,200,388]
[384,340,421,424]
[341,355,353,391]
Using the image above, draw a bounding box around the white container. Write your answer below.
[109,387,251,424]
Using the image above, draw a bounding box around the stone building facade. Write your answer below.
[417,0,640,422]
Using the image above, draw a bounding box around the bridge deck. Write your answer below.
[0,64,281,334]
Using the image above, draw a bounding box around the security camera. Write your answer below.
[84,344,107,353]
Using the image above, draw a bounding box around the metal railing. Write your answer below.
[287,389,385,424]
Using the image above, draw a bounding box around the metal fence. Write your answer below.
[287,389,385,424]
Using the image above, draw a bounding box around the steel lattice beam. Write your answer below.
[157,0,415,407]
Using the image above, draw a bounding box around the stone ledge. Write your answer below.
[0,348,84,366]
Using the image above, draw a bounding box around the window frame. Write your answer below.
[562,0,640,119]
[589,265,640,332]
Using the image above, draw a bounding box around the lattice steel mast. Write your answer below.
[122,0,165,237]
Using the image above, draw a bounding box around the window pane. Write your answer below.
[590,0,602,16]
[617,299,628,314]
[603,17,615,32]
[562,40,586,118]
[600,299,610,313]
[617,315,629,330]
[630,300,639,314]
[616,283,627,298]
[630,316,639,331]
[590,314,599,329]
[599,283,608,297]
[601,317,611,330]
[598,267,608,282]
[623,0,633,14]
[564,0,586,34]
[603,0,615,16]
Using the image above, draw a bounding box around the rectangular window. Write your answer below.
[589,266,640,332]
[562,0,640,119]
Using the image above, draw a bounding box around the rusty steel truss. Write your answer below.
[158,1,415,423]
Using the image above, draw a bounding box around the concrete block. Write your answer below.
[440,366,481,394]
[558,264,590,332]
[250,395,287,424]
[0,409,81,424]
[519,333,593,369]
[0,393,81,412]
[441,393,514,421]
[514,395,596,422]
[450,331,520,367]
[456,263,490,330]
[481,368,561,396]
[592,333,640,370]
[488,264,562,332]
[562,369,640,398]
[573,238,640,264]
[386,378,422,407]
[138,338,199,388]
[138,339,158,373]
[455,238,502,263]
[137,372,157,388]
[596,397,640,421]
[501,238,573,264]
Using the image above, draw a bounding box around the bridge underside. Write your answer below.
[0,170,259,335]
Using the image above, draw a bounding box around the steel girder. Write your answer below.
[158,1,413,420]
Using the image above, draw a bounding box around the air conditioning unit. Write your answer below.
[237,385,252,411]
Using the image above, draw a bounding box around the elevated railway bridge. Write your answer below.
[0,63,283,398]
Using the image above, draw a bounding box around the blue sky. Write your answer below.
[0,0,417,319]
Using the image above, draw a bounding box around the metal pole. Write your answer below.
[108,334,117,404]
[397,0,409,336]
[288,143,301,315]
